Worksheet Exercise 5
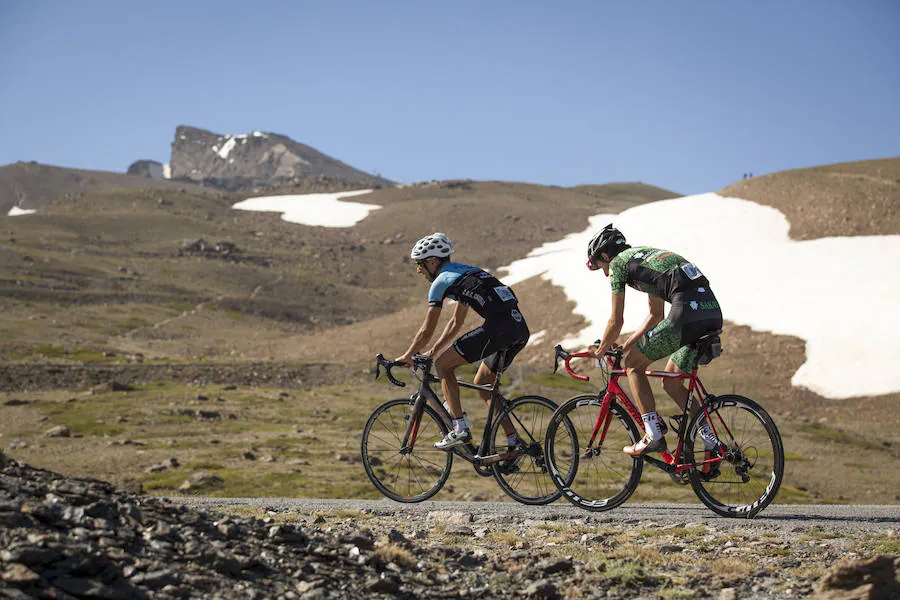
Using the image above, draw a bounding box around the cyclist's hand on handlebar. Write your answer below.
[393,353,412,366]
[585,345,604,360]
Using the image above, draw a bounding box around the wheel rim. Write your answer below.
[689,399,783,516]
[491,397,573,504]
[546,396,642,510]
[363,401,451,501]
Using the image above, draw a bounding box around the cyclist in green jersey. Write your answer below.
[585,224,723,460]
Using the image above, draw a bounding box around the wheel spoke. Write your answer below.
[362,400,452,502]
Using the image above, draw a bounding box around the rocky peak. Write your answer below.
[168,125,393,192]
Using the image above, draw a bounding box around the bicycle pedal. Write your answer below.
[668,471,690,485]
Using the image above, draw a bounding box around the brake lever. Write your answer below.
[553,344,567,374]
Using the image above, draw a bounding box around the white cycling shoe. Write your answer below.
[434,428,472,450]
[623,434,668,456]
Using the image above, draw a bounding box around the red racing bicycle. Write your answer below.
[543,335,784,518]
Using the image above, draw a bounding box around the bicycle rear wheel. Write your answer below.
[489,395,574,505]
[361,398,453,503]
[544,394,643,511]
[687,394,784,518]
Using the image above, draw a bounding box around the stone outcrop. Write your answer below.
[168,126,394,191]
[126,160,166,179]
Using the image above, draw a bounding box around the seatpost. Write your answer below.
[490,350,508,392]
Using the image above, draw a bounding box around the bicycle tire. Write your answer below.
[361,398,453,503]
[544,394,643,511]
[488,395,573,505]
[687,394,784,518]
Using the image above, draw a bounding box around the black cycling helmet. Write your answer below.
[587,224,628,270]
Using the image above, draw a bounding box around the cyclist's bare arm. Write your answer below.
[623,295,664,353]
[590,293,625,358]
[428,302,469,357]
[396,306,442,363]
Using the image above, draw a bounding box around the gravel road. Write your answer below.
[175,499,900,533]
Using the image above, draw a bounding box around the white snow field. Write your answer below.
[7,207,36,216]
[232,190,380,227]
[501,193,900,399]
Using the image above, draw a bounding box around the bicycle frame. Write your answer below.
[562,350,733,475]
[393,354,524,468]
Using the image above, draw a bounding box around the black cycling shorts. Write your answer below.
[453,308,529,373]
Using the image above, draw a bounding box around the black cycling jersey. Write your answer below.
[427,262,519,320]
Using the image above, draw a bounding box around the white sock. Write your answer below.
[642,412,663,441]
[453,418,468,433]
[698,424,719,450]
[507,433,519,446]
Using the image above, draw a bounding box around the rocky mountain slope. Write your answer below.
[0,162,201,215]
[168,126,394,191]
[2,452,897,599]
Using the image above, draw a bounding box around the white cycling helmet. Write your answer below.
[410,232,454,260]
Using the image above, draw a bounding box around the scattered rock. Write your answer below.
[813,555,900,599]
[177,471,224,492]
[44,425,70,438]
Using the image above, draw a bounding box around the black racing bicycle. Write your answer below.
[361,353,577,504]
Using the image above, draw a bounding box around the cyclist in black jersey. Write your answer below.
[585,224,724,463]
[394,233,530,450]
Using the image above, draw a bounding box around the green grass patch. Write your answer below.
[798,422,885,452]
[146,469,309,497]
[800,528,843,541]
[526,371,596,393]
[877,539,900,554]
[637,526,707,540]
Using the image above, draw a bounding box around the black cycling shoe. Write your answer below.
[496,439,529,474]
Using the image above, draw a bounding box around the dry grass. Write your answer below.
[720,157,900,240]
[375,543,416,568]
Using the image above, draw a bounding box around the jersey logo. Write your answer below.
[689,301,699,310]
[510,308,523,322]
[681,263,703,280]
[493,286,516,302]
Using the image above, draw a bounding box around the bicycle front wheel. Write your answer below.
[544,394,643,511]
[687,394,784,518]
[361,398,453,503]
[489,395,574,505]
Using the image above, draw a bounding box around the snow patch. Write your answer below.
[162,163,171,179]
[215,137,238,160]
[501,192,900,399]
[232,190,380,228]
[8,207,36,216]
[529,330,547,345]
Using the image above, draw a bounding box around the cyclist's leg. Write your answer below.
[623,346,655,413]
[661,358,691,415]
[479,325,529,438]
[664,285,723,415]
[434,346,470,419]
[624,318,683,455]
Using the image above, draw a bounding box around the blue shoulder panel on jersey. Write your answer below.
[427,262,477,305]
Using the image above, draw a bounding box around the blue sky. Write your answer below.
[1,1,898,194]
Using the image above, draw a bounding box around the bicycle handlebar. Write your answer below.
[375,353,435,388]
[375,354,406,387]
[553,344,623,382]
